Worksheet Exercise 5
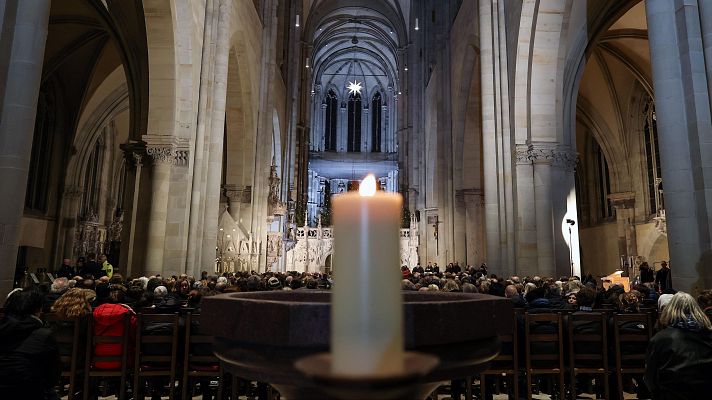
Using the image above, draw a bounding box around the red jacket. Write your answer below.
[92,303,136,369]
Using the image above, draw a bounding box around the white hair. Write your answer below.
[51,277,69,294]
[154,285,167,299]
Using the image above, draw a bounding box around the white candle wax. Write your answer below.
[331,175,404,376]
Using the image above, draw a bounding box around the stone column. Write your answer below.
[609,192,637,267]
[381,104,388,153]
[647,0,712,292]
[0,0,51,296]
[201,0,231,272]
[60,186,84,260]
[461,189,484,266]
[530,143,556,277]
[124,151,144,278]
[144,142,175,276]
[319,102,327,151]
[223,184,243,221]
[552,147,579,277]
[362,107,369,152]
[514,144,538,276]
[338,105,346,152]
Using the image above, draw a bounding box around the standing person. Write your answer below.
[639,262,654,284]
[0,289,61,399]
[99,254,113,279]
[80,254,103,279]
[645,292,712,399]
[655,261,673,293]
[55,259,75,279]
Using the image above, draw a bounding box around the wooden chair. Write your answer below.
[479,310,519,400]
[83,313,132,400]
[524,313,565,400]
[133,313,180,400]
[182,313,224,400]
[45,313,84,400]
[612,313,652,400]
[568,312,609,399]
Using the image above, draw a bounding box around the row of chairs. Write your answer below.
[478,310,653,400]
[45,312,226,400]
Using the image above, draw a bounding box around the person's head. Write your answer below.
[109,274,123,285]
[659,292,712,331]
[108,284,127,303]
[187,290,203,307]
[3,289,43,318]
[76,257,85,267]
[661,260,669,269]
[443,279,459,292]
[504,285,518,298]
[575,287,596,308]
[525,286,547,303]
[81,278,95,290]
[697,289,712,310]
[154,285,167,299]
[401,279,416,291]
[62,258,71,266]
[51,277,69,294]
[88,253,96,261]
[51,288,96,318]
[617,291,641,313]
[462,283,477,293]
[179,279,191,294]
[99,254,107,263]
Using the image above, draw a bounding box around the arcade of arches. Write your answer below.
[3,0,712,298]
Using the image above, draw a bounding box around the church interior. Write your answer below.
[1,0,712,399]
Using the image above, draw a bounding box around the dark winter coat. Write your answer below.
[645,325,712,400]
[0,316,61,399]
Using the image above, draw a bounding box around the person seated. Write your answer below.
[43,277,69,312]
[92,300,136,370]
[697,289,712,322]
[0,289,61,399]
[645,292,712,399]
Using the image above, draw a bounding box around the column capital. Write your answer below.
[608,192,636,209]
[143,135,179,166]
[515,143,531,165]
[120,141,146,169]
[551,147,578,171]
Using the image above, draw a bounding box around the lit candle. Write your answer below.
[331,174,404,375]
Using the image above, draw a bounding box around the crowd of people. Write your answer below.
[0,257,710,399]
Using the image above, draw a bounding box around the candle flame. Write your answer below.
[359,174,377,196]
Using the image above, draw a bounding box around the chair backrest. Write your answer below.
[134,313,180,367]
[184,313,220,366]
[44,313,84,374]
[491,310,519,364]
[568,312,607,368]
[613,313,652,368]
[525,312,564,369]
[86,313,131,371]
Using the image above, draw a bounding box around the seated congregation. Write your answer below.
[1,267,712,400]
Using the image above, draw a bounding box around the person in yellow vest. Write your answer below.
[99,254,113,279]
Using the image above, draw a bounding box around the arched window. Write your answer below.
[26,85,56,212]
[644,100,662,215]
[593,140,613,221]
[324,90,338,151]
[347,92,362,152]
[371,92,382,152]
[81,131,106,220]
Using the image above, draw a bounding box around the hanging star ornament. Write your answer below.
[347,80,363,95]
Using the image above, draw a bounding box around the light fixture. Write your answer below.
[415,18,419,31]
[347,80,363,95]
[295,14,300,27]
[404,65,408,71]
[305,57,310,68]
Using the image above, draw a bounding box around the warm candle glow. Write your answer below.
[359,174,377,197]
